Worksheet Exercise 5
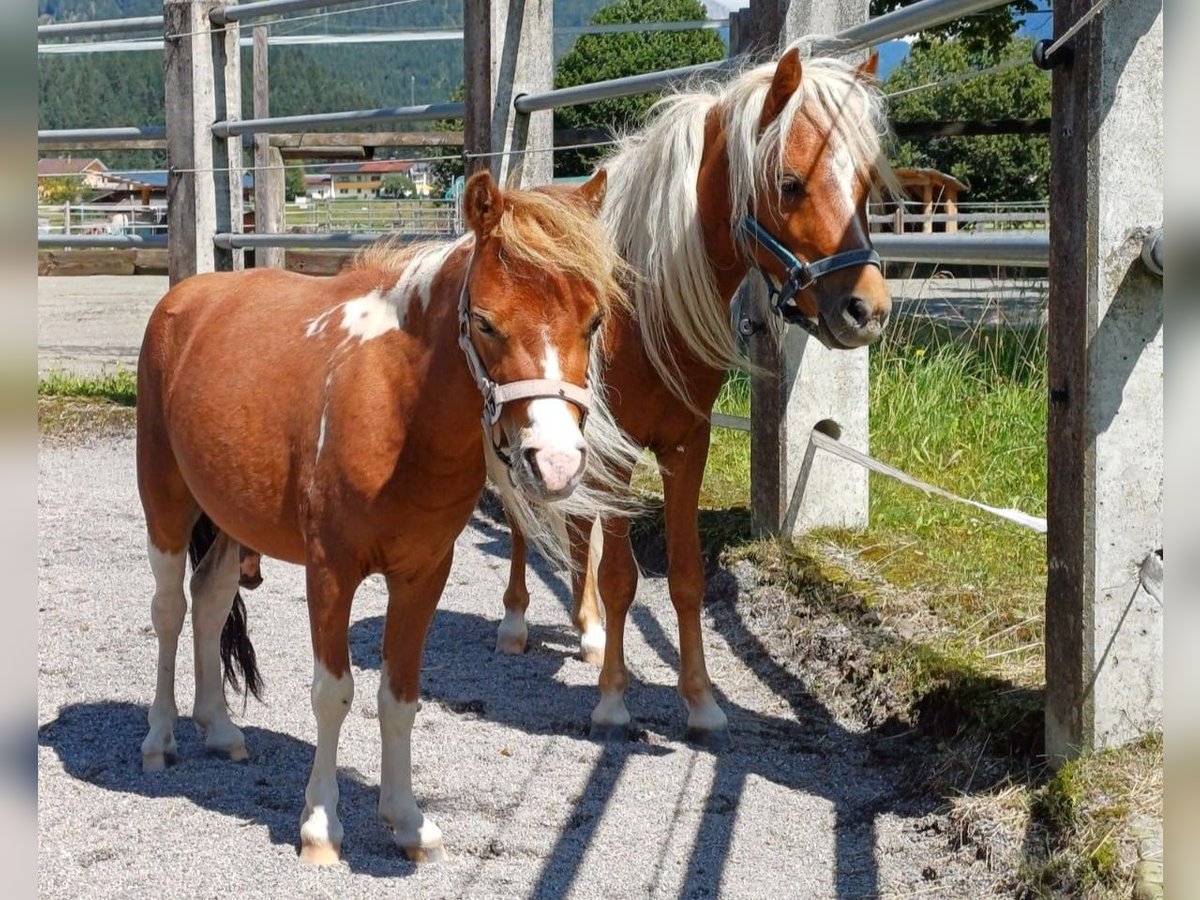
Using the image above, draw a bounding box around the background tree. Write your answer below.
[379,173,417,199]
[553,0,725,176]
[39,176,84,205]
[870,0,1038,60]
[284,166,307,202]
[884,36,1050,203]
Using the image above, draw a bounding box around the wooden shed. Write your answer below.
[877,167,970,233]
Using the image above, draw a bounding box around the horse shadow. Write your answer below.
[37,701,420,878]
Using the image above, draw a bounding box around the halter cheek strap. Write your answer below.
[737,215,882,347]
[457,276,593,466]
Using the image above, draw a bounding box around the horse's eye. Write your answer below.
[781,176,806,198]
[473,314,497,336]
[585,315,604,339]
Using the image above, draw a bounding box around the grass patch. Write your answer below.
[39,367,137,406]
[1022,734,1162,897]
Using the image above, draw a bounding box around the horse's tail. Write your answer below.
[188,513,264,704]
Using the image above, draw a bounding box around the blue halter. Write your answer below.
[737,215,882,345]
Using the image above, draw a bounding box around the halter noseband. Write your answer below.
[737,215,882,347]
[457,274,592,467]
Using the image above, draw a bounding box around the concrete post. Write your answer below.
[1045,0,1163,761]
[163,0,241,283]
[487,0,553,186]
[749,0,873,536]
[252,24,286,269]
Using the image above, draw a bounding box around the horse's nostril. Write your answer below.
[845,296,871,329]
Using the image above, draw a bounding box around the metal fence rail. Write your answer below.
[37,15,163,39]
[872,232,1049,266]
[515,0,1012,112]
[38,126,166,145]
[211,102,466,139]
[38,234,168,248]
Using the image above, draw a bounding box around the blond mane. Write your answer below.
[352,187,642,571]
[598,48,895,406]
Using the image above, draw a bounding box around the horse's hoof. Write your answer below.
[299,840,342,867]
[402,841,448,864]
[142,752,170,773]
[589,721,631,743]
[686,726,731,752]
[578,646,604,667]
[207,742,248,762]
[495,634,526,655]
[239,573,263,590]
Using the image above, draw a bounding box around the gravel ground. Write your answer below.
[37,433,1003,899]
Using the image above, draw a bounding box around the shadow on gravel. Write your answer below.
[345,600,934,899]
[37,701,422,878]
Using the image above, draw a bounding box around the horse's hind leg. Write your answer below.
[141,537,188,772]
[189,529,247,760]
[138,423,196,772]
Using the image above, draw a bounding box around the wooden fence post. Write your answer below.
[252,23,285,269]
[164,0,241,285]
[464,0,552,187]
[749,0,873,536]
[1045,0,1163,762]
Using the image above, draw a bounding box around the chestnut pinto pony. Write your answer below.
[136,170,628,864]
[498,49,896,745]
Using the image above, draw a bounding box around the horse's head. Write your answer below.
[459,168,621,502]
[737,47,893,349]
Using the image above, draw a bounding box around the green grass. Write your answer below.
[38,367,137,406]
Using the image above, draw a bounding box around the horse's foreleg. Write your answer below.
[496,511,530,655]
[657,425,728,747]
[590,516,639,740]
[188,529,247,761]
[378,552,453,863]
[141,540,187,772]
[298,557,357,867]
[571,517,606,665]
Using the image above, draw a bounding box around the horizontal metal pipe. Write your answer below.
[516,0,1010,112]
[212,101,465,138]
[38,126,166,144]
[213,232,416,250]
[38,234,168,248]
[711,412,751,433]
[873,231,1049,266]
[514,59,740,114]
[809,0,1012,54]
[211,0,365,25]
[37,15,163,38]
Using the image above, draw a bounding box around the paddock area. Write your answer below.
[38,432,1004,897]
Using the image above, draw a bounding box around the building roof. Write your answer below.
[893,166,970,194]
[324,160,427,175]
[38,157,107,177]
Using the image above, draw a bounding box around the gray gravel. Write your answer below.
[38,433,1003,899]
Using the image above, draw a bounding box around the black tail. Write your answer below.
[188,513,264,704]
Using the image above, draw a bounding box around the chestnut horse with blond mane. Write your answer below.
[498,48,896,746]
[135,170,634,864]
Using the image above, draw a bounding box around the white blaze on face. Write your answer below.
[520,329,585,494]
[830,134,867,244]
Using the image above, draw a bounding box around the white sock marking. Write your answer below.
[301,662,354,850]
[378,664,442,850]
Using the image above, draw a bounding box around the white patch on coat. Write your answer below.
[340,289,401,342]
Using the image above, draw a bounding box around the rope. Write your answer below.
[1045,0,1122,58]
[884,57,1028,100]
[169,150,461,175]
[809,429,1047,533]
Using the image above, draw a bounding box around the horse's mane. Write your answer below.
[350,188,642,572]
[598,48,896,406]
[350,188,629,318]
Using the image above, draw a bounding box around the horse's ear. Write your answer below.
[463,169,505,236]
[856,52,880,83]
[574,169,608,216]
[759,47,802,131]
